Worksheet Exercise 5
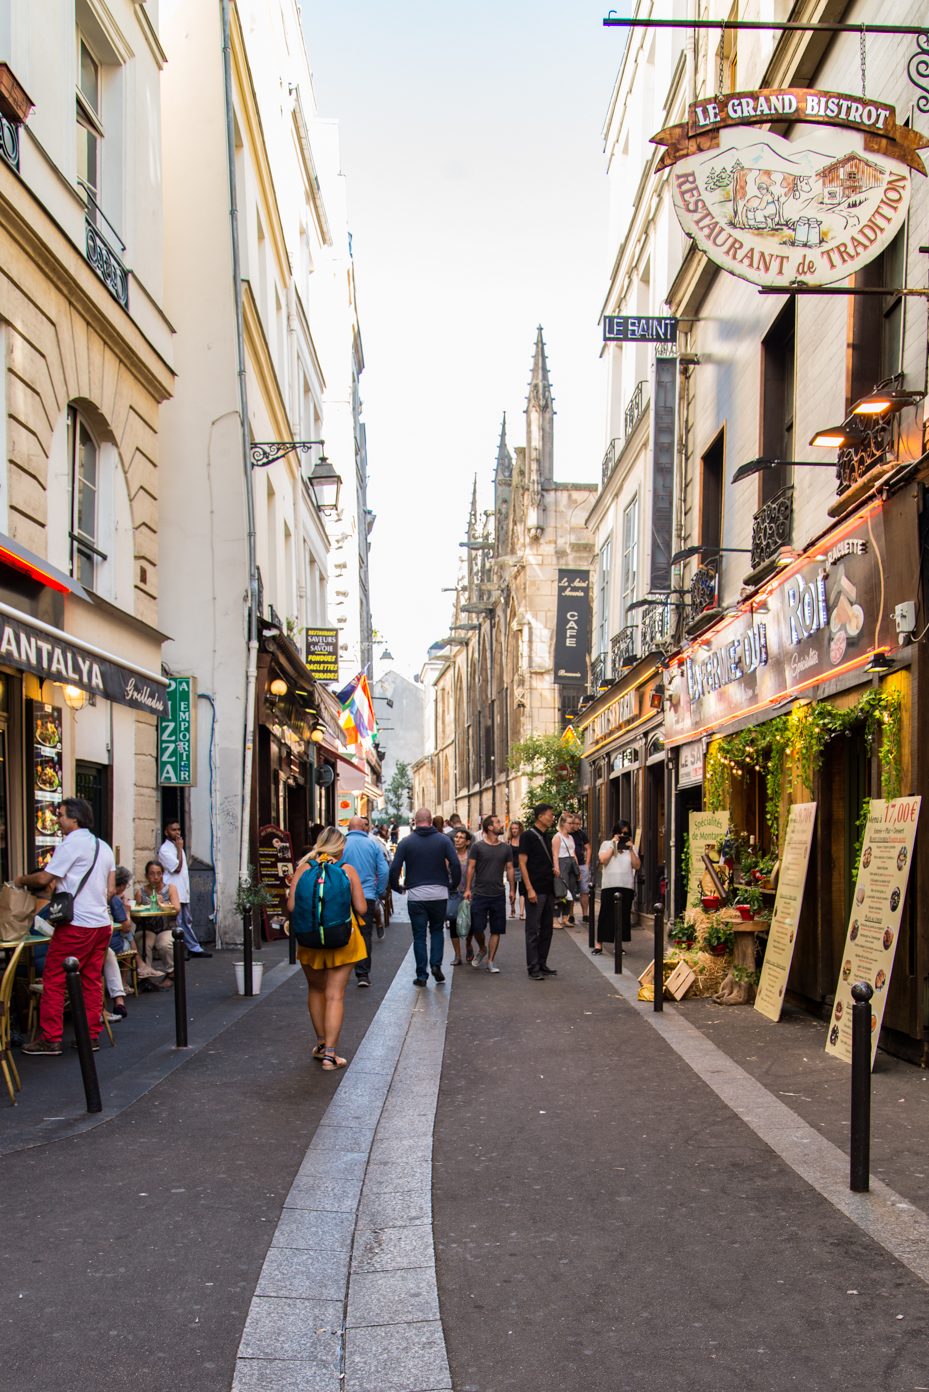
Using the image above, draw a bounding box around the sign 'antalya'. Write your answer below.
[652,89,928,290]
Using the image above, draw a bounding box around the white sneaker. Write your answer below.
[486,963,500,973]
[472,951,486,968]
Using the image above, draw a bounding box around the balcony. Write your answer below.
[0,114,19,172]
[611,626,637,677]
[601,438,620,485]
[688,557,719,625]
[590,651,608,688]
[624,380,647,437]
[837,419,892,496]
[640,598,671,655]
[749,485,793,574]
[80,187,129,310]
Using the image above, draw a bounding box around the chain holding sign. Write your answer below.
[159,677,197,786]
[652,90,928,291]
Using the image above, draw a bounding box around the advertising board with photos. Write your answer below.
[256,823,295,940]
[665,503,891,746]
[29,701,63,871]
[825,797,921,1066]
[754,802,818,1022]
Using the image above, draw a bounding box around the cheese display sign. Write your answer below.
[825,796,920,1068]
[651,90,928,290]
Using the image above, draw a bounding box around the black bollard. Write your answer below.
[588,884,596,951]
[653,902,664,1013]
[288,918,297,965]
[242,907,253,997]
[850,980,874,1192]
[63,956,102,1113]
[172,929,189,1048]
[613,892,623,974]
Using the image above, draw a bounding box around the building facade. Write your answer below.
[0,3,174,886]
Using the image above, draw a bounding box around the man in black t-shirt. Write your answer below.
[518,803,557,980]
[571,813,591,924]
[465,814,515,972]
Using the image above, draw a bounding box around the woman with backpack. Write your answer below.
[287,826,369,1070]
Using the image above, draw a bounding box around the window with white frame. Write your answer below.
[620,495,638,626]
[68,407,100,588]
[76,36,103,219]
[597,534,612,657]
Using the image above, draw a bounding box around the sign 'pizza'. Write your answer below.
[652,89,928,290]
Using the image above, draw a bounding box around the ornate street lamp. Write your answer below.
[307,454,342,514]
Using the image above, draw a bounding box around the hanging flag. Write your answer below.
[337,674,378,749]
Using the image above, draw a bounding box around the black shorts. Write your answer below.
[470,895,506,936]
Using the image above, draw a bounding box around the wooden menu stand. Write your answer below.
[712,921,763,1007]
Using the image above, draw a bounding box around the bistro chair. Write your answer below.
[28,981,115,1048]
[116,949,139,997]
[1,941,26,1104]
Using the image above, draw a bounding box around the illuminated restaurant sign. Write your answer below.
[651,90,928,290]
[665,505,890,745]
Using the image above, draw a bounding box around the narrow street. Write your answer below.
[4,911,927,1392]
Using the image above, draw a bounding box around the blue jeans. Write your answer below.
[178,903,203,953]
[408,899,447,978]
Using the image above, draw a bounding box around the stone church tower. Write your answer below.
[424,329,597,825]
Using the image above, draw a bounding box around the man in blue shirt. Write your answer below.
[340,817,389,987]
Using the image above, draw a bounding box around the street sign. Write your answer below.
[603,315,678,343]
[305,627,339,681]
[159,677,197,785]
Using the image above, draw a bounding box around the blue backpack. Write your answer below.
[292,858,354,949]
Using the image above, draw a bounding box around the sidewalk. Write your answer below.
[433,918,928,1392]
[584,922,929,1218]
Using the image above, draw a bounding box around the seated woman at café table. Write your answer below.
[112,865,162,990]
[134,861,179,981]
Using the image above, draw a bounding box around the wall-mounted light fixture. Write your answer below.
[731,455,839,483]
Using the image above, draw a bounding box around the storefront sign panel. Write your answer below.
[30,702,63,871]
[159,677,196,785]
[825,796,920,1067]
[305,628,339,682]
[755,802,817,1021]
[554,570,590,684]
[651,358,676,592]
[653,91,925,291]
[665,507,887,745]
[688,811,730,910]
[256,823,295,940]
[603,315,678,343]
[0,607,168,714]
[678,739,704,786]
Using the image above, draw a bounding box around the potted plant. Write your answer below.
[703,918,734,956]
[669,918,696,948]
[701,893,721,911]
[734,886,765,921]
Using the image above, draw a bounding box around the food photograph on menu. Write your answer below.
[32,702,64,870]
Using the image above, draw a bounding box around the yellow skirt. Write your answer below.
[297,919,367,971]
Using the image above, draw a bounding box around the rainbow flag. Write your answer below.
[337,674,378,748]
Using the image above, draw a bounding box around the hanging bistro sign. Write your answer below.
[0,603,168,715]
[553,570,590,685]
[652,90,928,290]
[664,502,893,746]
[159,677,197,786]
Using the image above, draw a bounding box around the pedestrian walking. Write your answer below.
[445,828,471,964]
[389,807,461,986]
[159,820,212,958]
[464,814,515,973]
[339,816,389,987]
[388,820,399,848]
[287,827,369,1069]
[594,820,640,954]
[506,821,525,919]
[552,812,580,929]
[518,804,558,981]
[571,813,591,924]
[16,797,116,1055]
[445,813,463,839]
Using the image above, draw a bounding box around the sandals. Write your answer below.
[312,1040,327,1059]
[321,1049,346,1070]
[450,958,462,966]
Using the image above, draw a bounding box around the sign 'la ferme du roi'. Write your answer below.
[652,89,929,289]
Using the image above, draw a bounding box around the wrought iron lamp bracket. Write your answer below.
[251,440,324,469]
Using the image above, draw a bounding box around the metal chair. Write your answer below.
[0,942,26,1104]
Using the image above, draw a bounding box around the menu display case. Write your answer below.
[28,701,63,871]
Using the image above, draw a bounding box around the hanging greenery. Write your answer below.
[704,686,903,842]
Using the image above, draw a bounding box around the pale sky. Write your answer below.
[302,2,626,681]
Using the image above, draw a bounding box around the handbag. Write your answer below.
[47,838,99,928]
[530,827,564,896]
[0,882,37,942]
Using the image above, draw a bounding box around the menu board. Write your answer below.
[305,628,339,682]
[32,702,63,870]
[687,810,730,907]
[755,802,817,1021]
[825,795,921,1067]
[256,823,295,940]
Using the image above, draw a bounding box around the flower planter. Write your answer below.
[735,905,754,921]
[701,895,720,911]
[708,944,729,956]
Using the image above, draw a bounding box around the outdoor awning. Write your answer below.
[0,531,91,600]
[0,600,168,714]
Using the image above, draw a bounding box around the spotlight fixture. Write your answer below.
[731,456,838,484]
[649,683,665,710]
[809,425,865,450]
[850,389,923,416]
[671,544,751,565]
[864,651,894,676]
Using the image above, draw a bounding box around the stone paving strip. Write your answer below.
[568,926,929,1287]
[232,944,454,1392]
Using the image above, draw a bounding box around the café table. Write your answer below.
[128,905,179,968]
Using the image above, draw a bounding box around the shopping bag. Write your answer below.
[456,899,471,933]
[0,882,37,942]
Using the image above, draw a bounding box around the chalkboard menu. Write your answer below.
[256,823,295,940]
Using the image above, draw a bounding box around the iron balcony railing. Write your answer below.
[750,485,794,571]
[624,380,647,437]
[0,115,19,173]
[611,626,637,677]
[601,438,620,484]
[85,218,129,309]
[689,557,719,622]
[591,651,608,688]
[837,419,892,495]
[640,597,671,654]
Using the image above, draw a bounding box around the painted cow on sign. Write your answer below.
[731,169,812,229]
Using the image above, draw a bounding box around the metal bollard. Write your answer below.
[288,918,297,965]
[63,956,102,1113]
[172,929,189,1048]
[588,884,596,951]
[653,902,664,1013]
[613,892,623,974]
[242,907,253,997]
[850,980,874,1192]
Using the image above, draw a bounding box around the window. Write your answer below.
[846,228,905,408]
[760,300,796,503]
[620,495,639,626]
[76,37,102,219]
[700,430,724,551]
[68,408,100,587]
[597,534,612,656]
